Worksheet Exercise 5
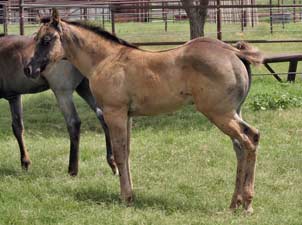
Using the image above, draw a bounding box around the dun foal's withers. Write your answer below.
[26,10,263,213]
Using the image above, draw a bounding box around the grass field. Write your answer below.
[0,20,302,224]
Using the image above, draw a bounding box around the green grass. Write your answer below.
[0,79,302,225]
[0,21,302,224]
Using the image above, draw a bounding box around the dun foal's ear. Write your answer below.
[51,8,62,33]
[35,11,41,23]
[52,8,60,23]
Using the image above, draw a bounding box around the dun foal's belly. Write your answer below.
[129,93,193,116]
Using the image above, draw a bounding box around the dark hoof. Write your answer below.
[21,159,31,170]
[68,167,78,177]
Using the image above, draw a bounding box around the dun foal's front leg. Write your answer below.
[103,106,133,203]
[8,95,31,170]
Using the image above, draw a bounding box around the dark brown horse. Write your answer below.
[0,34,116,176]
[25,10,263,213]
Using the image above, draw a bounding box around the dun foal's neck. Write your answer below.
[61,22,122,77]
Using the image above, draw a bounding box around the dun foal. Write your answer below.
[25,10,263,213]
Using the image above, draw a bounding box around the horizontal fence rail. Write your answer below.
[1,1,302,44]
[20,4,302,9]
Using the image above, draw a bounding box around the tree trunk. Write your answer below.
[181,0,209,39]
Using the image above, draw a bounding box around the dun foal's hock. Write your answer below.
[25,9,263,213]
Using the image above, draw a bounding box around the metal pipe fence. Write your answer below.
[0,0,301,45]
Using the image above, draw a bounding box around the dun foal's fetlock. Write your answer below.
[107,155,119,175]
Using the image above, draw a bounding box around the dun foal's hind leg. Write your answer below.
[8,95,31,170]
[126,117,133,191]
[103,107,133,203]
[230,138,246,209]
[54,92,81,176]
[75,80,117,175]
[209,113,259,213]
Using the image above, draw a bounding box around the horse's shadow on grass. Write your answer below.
[0,166,21,177]
[73,186,210,213]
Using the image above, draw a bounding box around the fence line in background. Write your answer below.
[0,1,302,44]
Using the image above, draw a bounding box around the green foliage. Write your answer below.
[250,92,302,111]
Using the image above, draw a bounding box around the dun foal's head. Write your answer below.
[24,9,65,78]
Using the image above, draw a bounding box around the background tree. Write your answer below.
[181,0,210,39]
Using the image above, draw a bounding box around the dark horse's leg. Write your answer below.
[75,79,117,175]
[53,91,81,176]
[8,95,31,169]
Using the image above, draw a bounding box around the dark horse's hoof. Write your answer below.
[21,159,31,170]
[68,167,78,177]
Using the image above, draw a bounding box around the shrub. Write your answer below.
[249,92,302,111]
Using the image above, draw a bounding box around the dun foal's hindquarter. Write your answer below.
[0,34,115,176]
[25,10,263,213]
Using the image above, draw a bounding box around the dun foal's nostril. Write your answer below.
[253,132,260,144]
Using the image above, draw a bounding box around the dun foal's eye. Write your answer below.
[42,36,51,46]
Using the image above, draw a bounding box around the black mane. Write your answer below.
[39,16,138,49]
[40,16,51,24]
[65,20,138,49]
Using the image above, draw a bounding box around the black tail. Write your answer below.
[241,58,252,92]
[236,58,252,114]
[233,41,262,114]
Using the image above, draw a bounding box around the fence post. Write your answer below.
[83,7,88,20]
[102,7,105,28]
[287,60,298,82]
[281,0,285,28]
[163,2,167,32]
[3,4,7,35]
[293,0,296,22]
[269,0,273,34]
[241,0,244,32]
[217,0,222,40]
[19,0,24,35]
[111,7,115,35]
[251,0,255,28]
[300,0,302,21]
